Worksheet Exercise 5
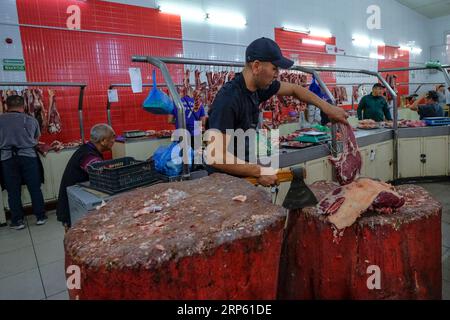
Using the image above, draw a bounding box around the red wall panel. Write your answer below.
[274,28,337,116]
[17,0,183,143]
[275,27,337,85]
[378,45,410,98]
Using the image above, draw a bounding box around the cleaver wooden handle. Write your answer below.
[245,168,305,185]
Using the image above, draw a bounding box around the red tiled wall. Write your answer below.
[275,28,336,116]
[275,27,337,85]
[17,0,183,143]
[378,45,410,99]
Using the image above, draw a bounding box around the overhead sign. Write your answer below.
[325,44,336,54]
[325,45,345,55]
[3,65,25,71]
[2,58,26,71]
[3,59,24,65]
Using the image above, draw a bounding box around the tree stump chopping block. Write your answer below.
[64,174,286,300]
[278,182,442,300]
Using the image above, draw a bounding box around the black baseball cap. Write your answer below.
[246,37,294,69]
[372,83,385,89]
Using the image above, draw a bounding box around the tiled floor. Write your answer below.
[0,211,67,300]
[0,181,449,300]
[417,182,450,300]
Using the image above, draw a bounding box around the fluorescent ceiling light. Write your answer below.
[159,2,205,22]
[399,45,422,54]
[281,24,309,34]
[206,10,246,29]
[369,53,385,60]
[371,40,385,47]
[411,47,422,54]
[281,25,333,38]
[352,35,385,47]
[309,28,332,38]
[352,35,370,47]
[302,39,326,46]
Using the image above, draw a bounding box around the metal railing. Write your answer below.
[132,56,242,178]
[106,83,169,127]
[130,56,400,181]
[295,67,398,174]
[379,66,450,88]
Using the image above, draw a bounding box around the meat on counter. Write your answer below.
[318,178,405,230]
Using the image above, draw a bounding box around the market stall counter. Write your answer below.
[112,135,172,161]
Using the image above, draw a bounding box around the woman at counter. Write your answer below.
[56,124,115,230]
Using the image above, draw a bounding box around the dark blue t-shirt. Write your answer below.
[209,73,280,132]
[418,103,444,120]
[172,96,205,136]
[208,73,280,162]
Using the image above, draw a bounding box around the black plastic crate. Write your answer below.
[87,157,162,194]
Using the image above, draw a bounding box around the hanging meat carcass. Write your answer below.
[205,71,214,106]
[183,69,193,98]
[22,89,29,114]
[47,89,62,134]
[32,89,47,131]
[352,86,359,102]
[340,87,348,102]
[385,74,397,102]
[329,123,362,185]
[0,90,5,114]
[24,89,34,115]
[205,71,227,108]
[256,71,310,128]
[227,71,236,82]
[192,70,201,106]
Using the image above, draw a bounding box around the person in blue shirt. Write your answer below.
[407,90,444,119]
[168,96,206,149]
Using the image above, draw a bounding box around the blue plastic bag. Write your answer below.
[152,142,193,177]
[142,70,174,115]
[308,75,327,99]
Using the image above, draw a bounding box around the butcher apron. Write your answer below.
[0,146,44,191]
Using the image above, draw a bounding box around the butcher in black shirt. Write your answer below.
[207,37,348,186]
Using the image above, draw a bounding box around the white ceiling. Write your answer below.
[396,0,450,18]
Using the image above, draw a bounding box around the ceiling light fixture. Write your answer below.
[399,45,422,54]
[352,35,371,47]
[302,39,326,46]
[282,25,333,38]
[309,28,332,38]
[158,2,205,22]
[369,53,385,60]
[281,25,310,34]
[206,10,246,29]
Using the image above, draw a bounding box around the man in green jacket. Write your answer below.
[357,83,392,122]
